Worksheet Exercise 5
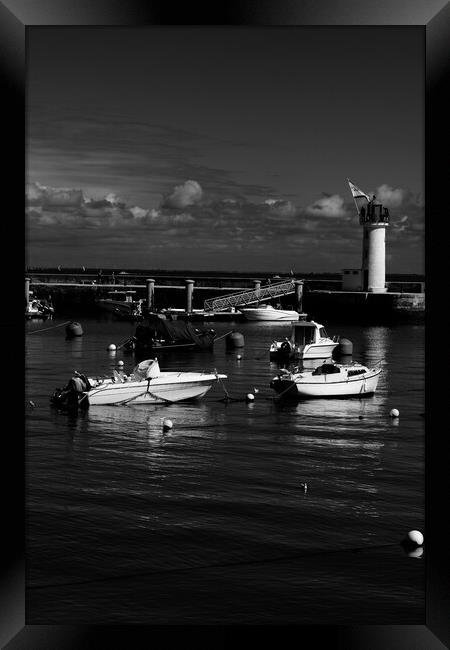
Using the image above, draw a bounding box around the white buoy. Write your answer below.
[236,354,242,360]
[108,343,117,351]
[117,360,124,367]
[389,408,399,417]
[406,530,424,546]
[162,418,173,431]
[407,547,424,559]
[246,393,255,402]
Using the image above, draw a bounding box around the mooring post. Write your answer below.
[25,277,30,309]
[185,279,195,313]
[146,278,155,312]
[253,279,261,301]
[294,280,304,312]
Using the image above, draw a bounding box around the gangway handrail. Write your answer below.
[204,280,297,312]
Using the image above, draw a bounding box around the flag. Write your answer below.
[347,179,370,202]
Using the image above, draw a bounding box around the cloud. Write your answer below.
[26,181,84,208]
[305,193,347,218]
[161,180,203,209]
[373,184,405,208]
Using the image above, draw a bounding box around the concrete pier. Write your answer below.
[185,279,195,313]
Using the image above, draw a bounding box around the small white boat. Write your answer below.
[51,358,227,407]
[270,320,339,360]
[270,360,382,398]
[239,304,300,322]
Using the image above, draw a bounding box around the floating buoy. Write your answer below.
[236,354,242,360]
[108,343,117,351]
[246,393,255,402]
[407,547,424,559]
[406,530,424,546]
[162,418,173,431]
[66,321,83,338]
[117,360,124,367]
[390,408,400,418]
[29,400,36,408]
[226,331,245,349]
[334,337,353,356]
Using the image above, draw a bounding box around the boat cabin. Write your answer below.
[289,321,328,346]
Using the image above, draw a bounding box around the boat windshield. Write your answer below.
[319,327,328,338]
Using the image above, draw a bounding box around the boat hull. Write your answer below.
[97,300,138,315]
[271,369,381,398]
[85,373,226,405]
[240,309,299,322]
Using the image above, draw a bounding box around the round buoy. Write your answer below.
[246,393,255,402]
[334,337,353,356]
[108,343,117,351]
[406,530,424,546]
[236,354,242,360]
[65,321,83,338]
[390,408,400,418]
[226,331,245,349]
[117,360,124,367]
[162,418,173,431]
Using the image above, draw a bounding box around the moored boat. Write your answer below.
[124,314,216,355]
[97,290,144,317]
[270,320,339,360]
[270,360,382,398]
[51,358,227,408]
[239,304,300,322]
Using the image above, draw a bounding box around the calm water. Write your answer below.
[25,316,425,624]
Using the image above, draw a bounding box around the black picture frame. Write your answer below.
[2,1,448,648]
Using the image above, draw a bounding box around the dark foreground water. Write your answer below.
[25,316,425,624]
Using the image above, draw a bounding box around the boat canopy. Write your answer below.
[135,315,215,349]
[291,322,317,345]
[133,358,161,379]
[312,363,340,375]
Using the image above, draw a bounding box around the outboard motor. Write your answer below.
[51,372,91,411]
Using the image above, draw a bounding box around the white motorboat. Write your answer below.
[239,304,300,322]
[270,360,382,398]
[270,320,339,360]
[51,358,227,407]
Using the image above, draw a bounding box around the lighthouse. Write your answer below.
[348,180,390,293]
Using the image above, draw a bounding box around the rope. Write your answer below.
[27,320,72,335]
[213,329,235,342]
[28,542,402,592]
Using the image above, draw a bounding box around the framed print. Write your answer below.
[1,1,448,648]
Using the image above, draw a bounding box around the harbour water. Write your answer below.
[25,316,425,624]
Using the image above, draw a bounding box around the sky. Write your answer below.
[26,27,425,273]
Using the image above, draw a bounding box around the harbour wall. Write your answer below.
[27,272,425,321]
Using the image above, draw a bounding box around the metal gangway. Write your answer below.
[204,279,297,312]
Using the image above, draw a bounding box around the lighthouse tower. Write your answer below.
[347,180,390,293]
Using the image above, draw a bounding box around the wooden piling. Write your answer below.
[146,278,155,311]
[185,279,195,313]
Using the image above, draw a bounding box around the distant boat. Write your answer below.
[25,292,54,319]
[270,320,339,360]
[97,290,144,317]
[239,304,300,322]
[270,361,382,398]
[51,358,227,408]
